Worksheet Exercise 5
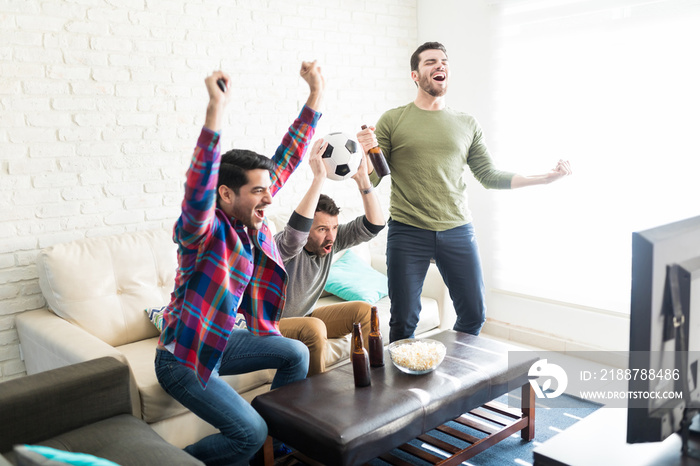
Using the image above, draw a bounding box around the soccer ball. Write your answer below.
[319,132,363,181]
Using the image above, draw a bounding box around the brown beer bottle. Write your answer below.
[351,323,371,387]
[360,125,391,178]
[368,306,384,367]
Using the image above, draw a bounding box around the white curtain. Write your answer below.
[489,0,700,313]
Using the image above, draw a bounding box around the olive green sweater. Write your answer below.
[371,102,515,231]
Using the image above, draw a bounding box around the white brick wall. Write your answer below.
[0,0,417,381]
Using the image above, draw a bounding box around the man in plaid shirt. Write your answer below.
[155,61,324,465]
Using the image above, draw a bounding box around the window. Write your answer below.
[489,0,700,313]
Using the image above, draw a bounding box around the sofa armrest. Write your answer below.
[16,309,125,372]
[0,357,131,453]
[16,309,141,418]
[370,255,456,331]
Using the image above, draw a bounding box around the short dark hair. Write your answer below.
[315,194,340,216]
[217,149,275,205]
[410,41,448,71]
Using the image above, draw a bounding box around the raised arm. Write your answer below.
[275,139,327,261]
[203,72,229,132]
[300,60,325,113]
[351,146,385,227]
[268,61,325,196]
[356,125,379,176]
[294,139,328,218]
[176,71,230,248]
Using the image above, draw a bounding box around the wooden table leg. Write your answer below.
[521,382,535,441]
[261,436,274,466]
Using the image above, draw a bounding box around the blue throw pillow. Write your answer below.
[14,445,119,466]
[324,249,388,304]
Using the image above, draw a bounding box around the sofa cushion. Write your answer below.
[37,414,203,465]
[36,230,177,347]
[117,337,273,424]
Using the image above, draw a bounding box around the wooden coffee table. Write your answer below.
[252,330,537,466]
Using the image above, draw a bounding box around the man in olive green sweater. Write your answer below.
[357,42,572,342]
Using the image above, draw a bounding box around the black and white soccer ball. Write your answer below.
[320,132,363,181]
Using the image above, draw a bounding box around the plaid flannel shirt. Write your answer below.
[159,105,321,387]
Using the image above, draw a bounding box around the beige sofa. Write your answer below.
[16,227,455,449]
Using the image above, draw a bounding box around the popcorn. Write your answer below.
[389,340,446,372]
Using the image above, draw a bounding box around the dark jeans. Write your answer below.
[386,219,486,342]
[155,329,309,466]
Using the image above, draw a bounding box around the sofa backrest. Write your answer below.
[36,229,177,347]
[0,357,131,453]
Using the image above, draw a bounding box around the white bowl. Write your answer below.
[388,338,446,375]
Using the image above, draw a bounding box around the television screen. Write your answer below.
[627,215,700,444]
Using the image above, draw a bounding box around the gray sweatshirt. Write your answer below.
[275,212,383,318]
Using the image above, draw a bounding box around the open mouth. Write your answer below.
[432,72,446,82]
[323,243,333,253]
[254,209,265,220]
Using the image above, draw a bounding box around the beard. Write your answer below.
[306,239,334,257]
[418,72,448,97]
[230,202,266,231]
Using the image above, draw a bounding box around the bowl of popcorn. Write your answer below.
[388,338,446,375]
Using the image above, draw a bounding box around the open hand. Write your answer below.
[308,138,328,180]
[351,151,371,185]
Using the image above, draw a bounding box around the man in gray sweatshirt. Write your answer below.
[274,136,385,375]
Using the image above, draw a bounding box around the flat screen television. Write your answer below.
[627,215,700,446]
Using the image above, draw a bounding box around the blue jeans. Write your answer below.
[154,329,309,466]
[386,220,486,342]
